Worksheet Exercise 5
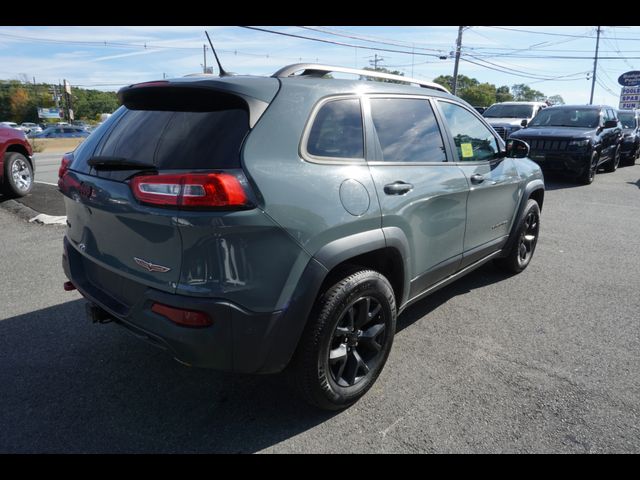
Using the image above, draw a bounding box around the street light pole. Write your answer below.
[452,26,465,96]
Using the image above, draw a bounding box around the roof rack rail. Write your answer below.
[272,63,450,94]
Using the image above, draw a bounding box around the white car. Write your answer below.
[483,101,548,140]
[1,121,19,130]
[19,123,43,135]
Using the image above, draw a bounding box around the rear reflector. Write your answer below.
[130,172,249,209]
[151,302,213,328]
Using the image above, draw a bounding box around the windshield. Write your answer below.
[483,104,535,118]
[618,112,637,129]
[528,108,600,128]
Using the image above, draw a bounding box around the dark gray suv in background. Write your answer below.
[509,104,622,184]
[60,64,544,410]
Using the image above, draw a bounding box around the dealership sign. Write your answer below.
[37,107,64,119]
[619,86,640,110]
[618,71,640,87]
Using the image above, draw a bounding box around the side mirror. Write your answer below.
[603,119,618,129]
[521,119,528,127]
[505,138,530,159]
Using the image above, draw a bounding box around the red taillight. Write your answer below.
[130,172,249,209]
[58,153,73,189]
[151,302,212,328]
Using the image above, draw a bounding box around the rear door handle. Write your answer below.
[384,181,414,195]
[470,174,485,184]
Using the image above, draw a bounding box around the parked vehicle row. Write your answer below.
[486,102,636,185]
[33,126,90,139]
[1,121,96,137]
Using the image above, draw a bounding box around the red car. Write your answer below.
[0,124,34,197]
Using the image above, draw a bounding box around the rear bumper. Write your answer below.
[62,236,324,373]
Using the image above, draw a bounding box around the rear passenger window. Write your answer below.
[307,98,364,159]
[438,101,499,162]
[370,98,446,163]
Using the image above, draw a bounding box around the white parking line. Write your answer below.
[35,181,59,186]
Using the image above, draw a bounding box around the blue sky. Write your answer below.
[1,26,639,106]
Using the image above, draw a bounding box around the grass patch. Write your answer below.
[29,139,45,153]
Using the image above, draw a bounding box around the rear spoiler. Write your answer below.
[118,81,269,128]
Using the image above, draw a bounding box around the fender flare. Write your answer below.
[259,228,411,373]
[501,179,544,257]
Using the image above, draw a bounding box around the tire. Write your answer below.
[604,144,620,173]
[2,152,33,197]
[578,150,598,185]
[290,269,396,410]
[494,199,540,274]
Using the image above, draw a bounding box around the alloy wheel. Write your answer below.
[11,158,32,192]
[327,296,388,388]
[518,210,539,266]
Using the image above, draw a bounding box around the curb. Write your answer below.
[0,198,66,226]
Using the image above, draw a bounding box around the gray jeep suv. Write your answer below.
[60,64,544,410]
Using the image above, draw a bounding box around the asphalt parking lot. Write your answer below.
[0,163,639,453]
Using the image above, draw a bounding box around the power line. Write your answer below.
[296,25,448,50]
[481,25,640,42]
[297,26,446,53]
[239,26,443,58]
[461,56,588,82]
[480,26,597,39]
[463,53,589,81]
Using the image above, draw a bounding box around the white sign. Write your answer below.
[619,86,640,110]
[38,107,64,119]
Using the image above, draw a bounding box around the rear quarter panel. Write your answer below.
[242,81,383,304]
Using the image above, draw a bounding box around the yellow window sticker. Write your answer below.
[460,143,474,158]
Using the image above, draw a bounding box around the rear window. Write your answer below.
[95,108,249,170]
[306,98,364,160]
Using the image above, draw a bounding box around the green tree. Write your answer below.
[546,94,565,105]
[511,83,546,102]
[433,74,479,92]
[362,66,406,84]
[460,82,496,106]
[496,85,514,103]
[71,88,119,120]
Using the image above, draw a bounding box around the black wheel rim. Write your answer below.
[589,155,597,181]
[328,296,387,388]
[518,210,539,266]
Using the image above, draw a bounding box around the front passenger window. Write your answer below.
[438,101,499,162]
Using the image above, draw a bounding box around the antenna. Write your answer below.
[205,30,229,77]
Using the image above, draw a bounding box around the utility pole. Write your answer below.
[589,26,601,105]
[203,45,207,74]
[452,26,465,96]
[369,54,384,70]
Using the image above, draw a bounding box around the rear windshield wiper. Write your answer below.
[88,156,156,171]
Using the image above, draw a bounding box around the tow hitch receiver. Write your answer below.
[86,303,115,324]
